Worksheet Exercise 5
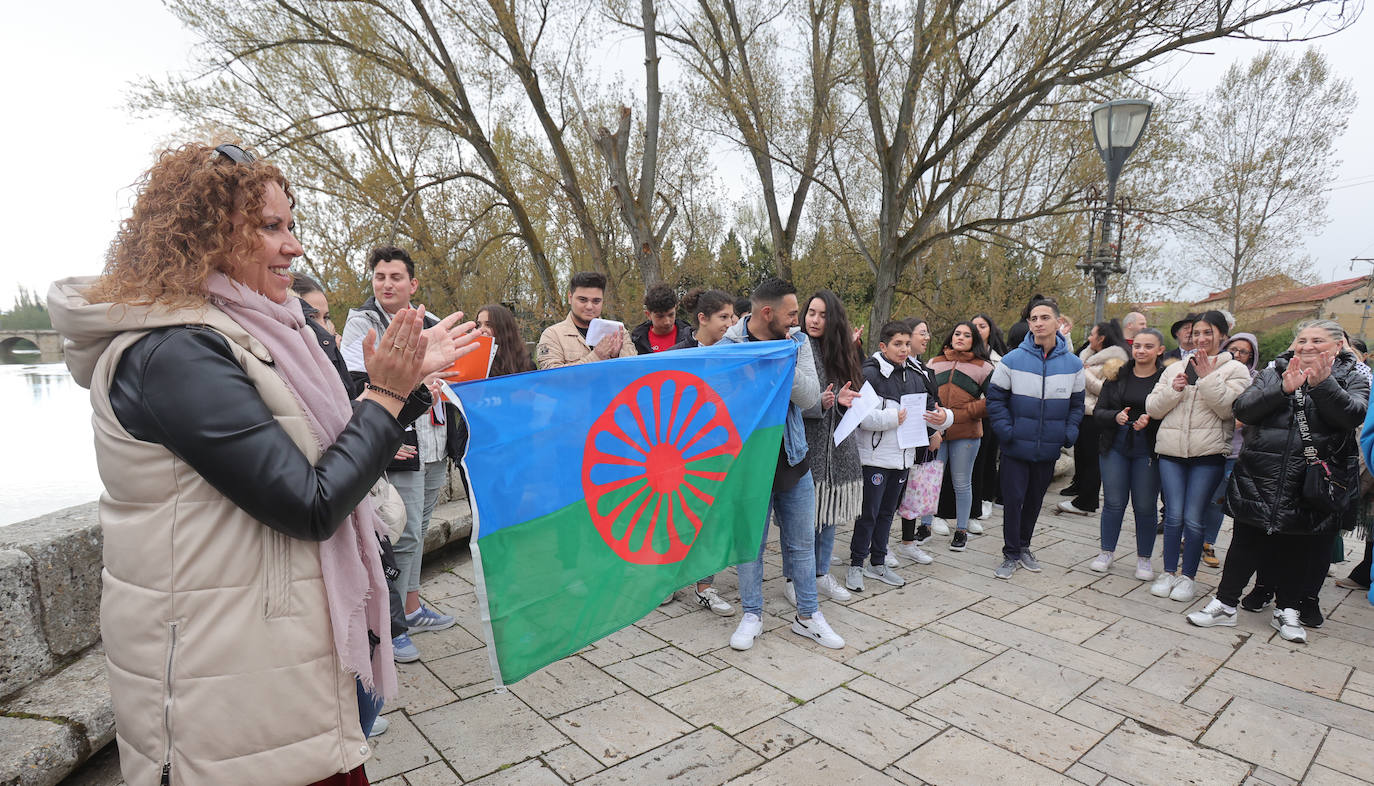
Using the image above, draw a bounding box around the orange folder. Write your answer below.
[441,334,496,382]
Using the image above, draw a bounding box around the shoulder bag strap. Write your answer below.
[1293,385,1320,465]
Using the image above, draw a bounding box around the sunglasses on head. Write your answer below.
[211,143,256,164]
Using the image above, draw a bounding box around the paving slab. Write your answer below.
[714,634,860,701]
[365,711,444,781]
[1313,727,1374,782]
[553,691,694,766]
[734,718,812,760]
[580,623,669,667]
[650,667,794,734]
[1225,638,1353,700]
[465,758,563,785]
[781,687,940,768]
[507,655,628,716]
[540,743,604,783]
[1203,668,1374,739]
[1082,679,1215,740]
[916,679,1104,771]
[725,739,904,785]
[963,649,1097,712]
[576,726,762,786]
[846,628,993,697]
[410,690,568,781]
[1199,698,1326,780]
[1081,719,1251,785]
[848,577,986,629]
[895,728,1078,785]
[602,646,717,695]
[937,609,1143,683]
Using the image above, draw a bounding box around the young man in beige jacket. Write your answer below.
[536,271,637,369]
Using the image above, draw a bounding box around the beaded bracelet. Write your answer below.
[365,383,408,404]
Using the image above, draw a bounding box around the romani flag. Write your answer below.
[448,341,796,685]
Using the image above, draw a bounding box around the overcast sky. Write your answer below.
[3,2,1371,310]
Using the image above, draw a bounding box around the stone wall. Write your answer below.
[0,472,472,785]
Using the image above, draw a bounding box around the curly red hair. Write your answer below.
[88,142,295,307]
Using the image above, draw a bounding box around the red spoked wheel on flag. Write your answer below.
[582,370,742,565]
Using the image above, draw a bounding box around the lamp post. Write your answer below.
[1078,98,1153,324]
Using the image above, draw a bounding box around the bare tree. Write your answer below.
[1174,46,1354,313]
[833,0,1354,339]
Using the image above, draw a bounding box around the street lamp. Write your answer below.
[1078,98,1153,324]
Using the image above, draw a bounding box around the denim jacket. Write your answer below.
[719,316,819,466]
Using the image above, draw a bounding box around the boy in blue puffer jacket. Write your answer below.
[986,297,1085,579]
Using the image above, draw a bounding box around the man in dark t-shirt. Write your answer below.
[630,284,694,354]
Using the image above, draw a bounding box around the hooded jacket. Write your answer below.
[1093,357,1163,455]
[1146,350,1251,459]
[1080,344,1130,414]
[855,351,954,469]
[630,318,694,355]
[985,331,1086,463]
[1222,332,1260,455]
[1228,352,1368,534]
[47,278,420,786]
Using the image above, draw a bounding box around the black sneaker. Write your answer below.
[1058,485,1079,497]
[1240,585,1274,613]
[950,531,968,551]
[1299,598,1324,628]
[915,524,932,545]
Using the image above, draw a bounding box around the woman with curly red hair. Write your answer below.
[50,142,473,786]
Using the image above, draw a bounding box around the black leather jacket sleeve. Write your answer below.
[109,325,410,542]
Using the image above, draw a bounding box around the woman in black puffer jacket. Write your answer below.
[1187,320,1368,642]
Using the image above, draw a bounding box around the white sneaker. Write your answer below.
[695,587,734,616]
[978,501,993,520]
[931,518,951,535]
[1150,573,1178,598]
[862,563,906,586]
[967,520,984,534]
[1090,551,1113,573]
[816,573,852,601]
[368,714,390,737]
[783,580,797,607]
[1134,557,1154,581]
[1271,608,1307,643]
[894,542,934,565]
[1187,598,1237,628]
[730,613,764,650]
[845,566,864,592]
[1169,575,1195,603]
[1057,500,1092,516]
[884,552,899,568]
[792,610,845,649]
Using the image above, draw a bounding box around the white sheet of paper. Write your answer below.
[585,318,623,348]
[833,382,880,446]
[341,336,366,373]
[897,393,929,449]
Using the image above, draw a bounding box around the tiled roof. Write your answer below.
[1193,274,1297,306]
[1251,275,1369,309]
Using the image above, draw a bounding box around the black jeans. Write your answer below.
[1000,455,1056,559]
[852,466,908,567]
[1216,523,1329,609]
[1070,418,1102,512]
[973,428,1001,506]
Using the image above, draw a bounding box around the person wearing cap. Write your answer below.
[1163,314,1198,362]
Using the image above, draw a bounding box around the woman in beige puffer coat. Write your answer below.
[1145,311,1252,604]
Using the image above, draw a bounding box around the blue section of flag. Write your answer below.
[449,340,797,540]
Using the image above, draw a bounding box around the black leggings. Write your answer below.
[1216,523,1330,609]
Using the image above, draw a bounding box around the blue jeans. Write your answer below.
[942,439,981,531]
[388,460,449,596]
[356,680,383,737]
[738,471,819,617]
[815,523,836,577]
[1098,450,1159,556]
[1200,457,1236,546]
[1158,457,1226,578]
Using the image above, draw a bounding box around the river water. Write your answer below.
[0,362,103,526]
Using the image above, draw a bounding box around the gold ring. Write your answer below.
[393,343,405,350]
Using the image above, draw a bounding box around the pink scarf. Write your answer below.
[206,273,398,700]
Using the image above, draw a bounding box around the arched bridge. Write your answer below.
[0,330,64,364]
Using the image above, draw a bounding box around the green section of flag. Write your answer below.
[476,425,783,683]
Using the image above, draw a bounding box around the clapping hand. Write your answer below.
[1133,413,1150,431]
[594,330,624,360]
[1282,361,1307,394]
[1190,352,1217,378]
[1115,407,1131,426]
[1305,351,1334,386]
[1172,372,1188,392]
[423,311,481,377]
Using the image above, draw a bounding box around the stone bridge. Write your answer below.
[0,329,63,364]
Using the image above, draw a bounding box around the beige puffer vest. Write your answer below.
[77,302,368,785]
[1145,352,1252,459]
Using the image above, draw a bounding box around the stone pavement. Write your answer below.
[80,495,1374,786]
